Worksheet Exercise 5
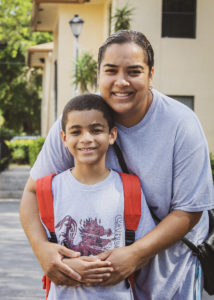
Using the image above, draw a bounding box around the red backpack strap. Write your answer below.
[36,173,57,241]
[36,173,56,300]
[119,172,141,245]
[119,172,142,290]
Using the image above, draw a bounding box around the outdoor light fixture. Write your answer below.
[69,14,84,38]
[69,14,84,96]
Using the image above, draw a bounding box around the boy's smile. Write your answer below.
[61,109,117,167]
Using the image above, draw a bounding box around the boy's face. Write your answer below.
[61,109,117,166]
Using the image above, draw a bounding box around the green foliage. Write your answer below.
[112,5,134,32]
[74,52,97,93]
[7,139,33,164]
[0,139,11,171]
[6,137,45,166]
[28,137,45,167]
[210,153,214,182]
[0,126,16,140]
[0,156,10,172]
[0,0,52,134]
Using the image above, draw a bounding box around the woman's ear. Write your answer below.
[97,71,100,90]
[109,126,117,145]
[149,67,154,88]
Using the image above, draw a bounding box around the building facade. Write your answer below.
[28,0,214,152]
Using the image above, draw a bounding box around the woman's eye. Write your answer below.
[105,69,116,74]
[129,70,141,75]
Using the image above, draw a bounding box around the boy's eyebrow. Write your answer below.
[68,125,81,130]
[68,123,106,130]
[90,123,105,128]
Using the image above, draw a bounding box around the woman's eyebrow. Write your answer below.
[103,63,144,70]
[103,63,117,68]
[128,65,144,70]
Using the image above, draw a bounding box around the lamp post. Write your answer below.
[69,14,84,96]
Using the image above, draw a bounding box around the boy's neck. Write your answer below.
[71,163,110,185]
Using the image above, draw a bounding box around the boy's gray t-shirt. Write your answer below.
[31,89,214,299]
[47,169,155,300]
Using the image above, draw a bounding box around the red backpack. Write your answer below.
[36,172,142,299]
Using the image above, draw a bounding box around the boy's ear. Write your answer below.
[109,127,117,145]
[60,130,67,146]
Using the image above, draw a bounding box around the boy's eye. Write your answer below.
[71,130,80,135]
[91,128,103,134]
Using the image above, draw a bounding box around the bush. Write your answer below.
[28,137,45,167]
[0,126,16,141]
[7,139,33,164]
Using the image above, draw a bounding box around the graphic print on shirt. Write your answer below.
[55,215,124,255]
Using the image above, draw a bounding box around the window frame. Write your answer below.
[162,0,197,39]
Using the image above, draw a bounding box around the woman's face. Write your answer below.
[98,42,154,126]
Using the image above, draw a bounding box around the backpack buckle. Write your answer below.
[49,232,57,243]
[125,229,135,246]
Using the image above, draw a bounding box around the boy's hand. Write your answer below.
[63,256,114,284]
[38,241,82,286]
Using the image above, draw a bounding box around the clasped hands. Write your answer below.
[41,242,140,287]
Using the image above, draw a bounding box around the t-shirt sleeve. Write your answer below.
[30,116,74,180]
[171,113,214,212]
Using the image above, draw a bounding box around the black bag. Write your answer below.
[113,142,214,295]
[182,209,214,295]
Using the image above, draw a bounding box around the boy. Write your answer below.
[36,94,155,300]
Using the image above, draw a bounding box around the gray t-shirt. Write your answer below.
[47,169,155,300]
[31,89,214,299]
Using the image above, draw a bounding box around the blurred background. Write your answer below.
[0,0,214,172]
[0,1,214,298]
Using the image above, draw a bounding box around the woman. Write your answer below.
[20,30,214,299]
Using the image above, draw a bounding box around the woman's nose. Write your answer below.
[114,76,130,87]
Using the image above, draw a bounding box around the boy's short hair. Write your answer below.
[61,94,115,132]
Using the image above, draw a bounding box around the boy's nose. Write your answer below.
[80,131,93,143]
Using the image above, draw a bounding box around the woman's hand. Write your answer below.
[96,246,147,286]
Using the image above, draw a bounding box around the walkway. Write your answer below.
[0,165,44,299]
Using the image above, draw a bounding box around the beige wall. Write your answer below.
[114,0,214,151]
[41,52,53,136]
[38,0,214,152]
[56,1,111,115]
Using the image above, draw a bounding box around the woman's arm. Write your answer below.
[98,209,202,286]
[20,176,82,286]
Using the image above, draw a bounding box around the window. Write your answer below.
[169,95,194,110]
[162,0,196,38]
